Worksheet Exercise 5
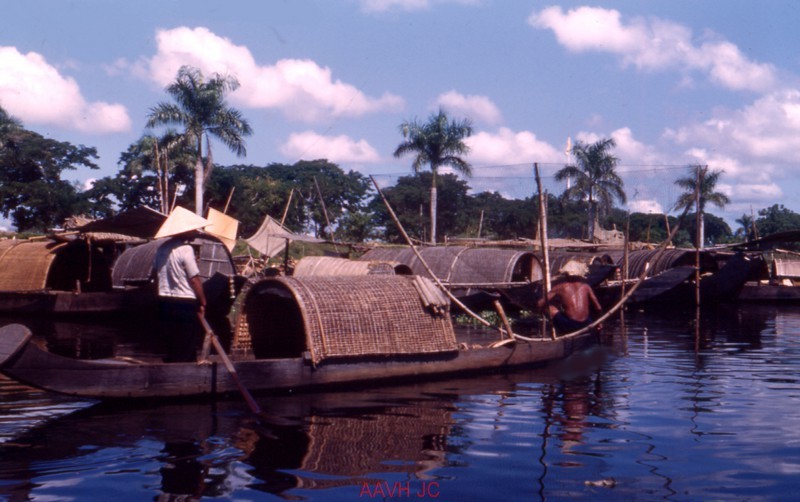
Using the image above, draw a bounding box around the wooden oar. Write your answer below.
[198,316,262,417]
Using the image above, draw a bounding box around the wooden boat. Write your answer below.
[0,233,239,318]
[595,249,752,308]
[0,275,597,400]
[738,250,800,302]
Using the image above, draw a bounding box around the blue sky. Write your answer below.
[3,0,800,231]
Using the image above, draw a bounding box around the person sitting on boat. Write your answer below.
[537,260,603,335]
[152,207,210,363]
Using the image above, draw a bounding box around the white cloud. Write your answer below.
[667,90,800,165]
[0,46,130,133]
[145,27,404,122]
[435,91,502,125]
[280,131,381,163]
[529,6,777,92]
[466,127,561,166]
[628,199,663,214]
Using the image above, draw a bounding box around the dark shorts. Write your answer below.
[158,298,202,362]
[552,312,592,334]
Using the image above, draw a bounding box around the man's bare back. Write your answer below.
[537,277,603,332]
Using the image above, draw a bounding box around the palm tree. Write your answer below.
[146,65,252,215]
[735,213,756,241]
[393,108,473,244]
[673,165,730,248]
[555,138,626,240]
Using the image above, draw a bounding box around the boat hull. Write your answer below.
[0,324,597,400]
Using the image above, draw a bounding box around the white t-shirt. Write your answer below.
[154,238,201,300]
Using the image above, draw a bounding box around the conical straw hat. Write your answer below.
[558,259,588,277]
[205,207,239,252]
[154,206,209,239]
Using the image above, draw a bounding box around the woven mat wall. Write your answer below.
[0,241,65,290]
[238,276,457,363]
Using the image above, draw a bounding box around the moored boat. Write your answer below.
[595,248,751,308]
[0,275,597,400]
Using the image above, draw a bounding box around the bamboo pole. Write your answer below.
[539,181,701,341]
[280,188,294,226]
[695,165,703,307]
[534,163,556,340]
[223,186,236,214]
[622,212,630,301]
[314,177,338,253]
[370,176,502,333]
[493,300,514,340]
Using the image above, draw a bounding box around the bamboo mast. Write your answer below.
[695,165,703,307]
[314,177,338,253]
[534,163,556,340]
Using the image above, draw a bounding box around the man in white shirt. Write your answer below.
[154,233,208,362]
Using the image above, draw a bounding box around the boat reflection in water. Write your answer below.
[0,349,607,501]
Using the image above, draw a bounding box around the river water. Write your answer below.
[0,303,798,501]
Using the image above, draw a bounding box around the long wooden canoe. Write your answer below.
[0,323,597,399]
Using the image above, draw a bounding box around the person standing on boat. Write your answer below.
[537,260,603,335]
[152,207,210,363]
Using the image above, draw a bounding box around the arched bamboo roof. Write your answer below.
[112,234,236,287]
[237,275,456,364]
[359,246,542,284]
[0,240,66,290]
[293,256,412,277]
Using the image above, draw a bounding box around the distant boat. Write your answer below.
[595,248,752,308]
[0,275,597,400]
[738,250,800,302]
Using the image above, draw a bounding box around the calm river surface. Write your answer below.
[0,303,799,501]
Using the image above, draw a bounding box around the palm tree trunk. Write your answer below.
[194,133,204,215]
[194,154,204,216]
[430,170,437,244]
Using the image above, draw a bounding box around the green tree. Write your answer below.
[756,204,800,237]
[146,65,252,215]
[0,124,98,231]
[370,173,471,243]
[471,191,538,240]
[85,133,196,216]
[0,106,23,133]
[555,138,626,240]
[393,108,473,244]
[673,165,730,248]
[205,160,372,239]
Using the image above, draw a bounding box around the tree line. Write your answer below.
[2,65,799,246]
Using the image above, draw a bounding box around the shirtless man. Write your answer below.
[537,262,604,335]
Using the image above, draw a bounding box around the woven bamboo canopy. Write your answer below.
[237,275,456,364]
[111,234,236,287]
[0,239,115,292]
[292,256,412,277]
[607,248,719,278]
[359,246,542,285]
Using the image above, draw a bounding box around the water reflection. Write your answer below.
[0,304,798,500]
[0,357,611,501]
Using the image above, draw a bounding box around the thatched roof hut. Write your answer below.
[292,256,412,277]
[236,275,456,364]
[0,238,115,292]
[359,246,542,285]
